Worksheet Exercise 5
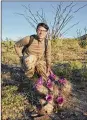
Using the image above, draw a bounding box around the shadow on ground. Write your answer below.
[1,63,87,120]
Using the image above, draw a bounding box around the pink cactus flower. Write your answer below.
[58,78,67,85]
[45,94,53,102]
[48,72,56,81]
[36,77,43,86]
[47,79,53,88]
[51,73,56,79]
[56,96,64,104]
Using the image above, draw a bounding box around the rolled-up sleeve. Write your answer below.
[14,36,30,57]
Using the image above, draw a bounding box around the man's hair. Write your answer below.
[36,23,49,31]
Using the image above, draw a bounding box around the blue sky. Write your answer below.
[2,1,87,41]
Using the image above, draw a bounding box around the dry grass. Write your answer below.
[1,39,87,120]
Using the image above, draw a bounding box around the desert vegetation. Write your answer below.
[1,38,87,120]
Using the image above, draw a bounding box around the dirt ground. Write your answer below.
[1,63,87,120]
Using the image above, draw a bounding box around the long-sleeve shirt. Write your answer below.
[14,34,51,67]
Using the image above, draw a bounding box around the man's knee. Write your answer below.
[25,70,34,78]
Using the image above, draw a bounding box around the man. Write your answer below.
[14,23,52,116]
[14,23,51,79]
[14,23,72,117]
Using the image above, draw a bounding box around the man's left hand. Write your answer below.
[46,66,51,76]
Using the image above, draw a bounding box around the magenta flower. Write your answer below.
[56,96,64,104]
[36,77,43,86]
[45,94,53,102]
[46,79,53,88]
[51,73,56,79]
[48,72,56,81]
[58,78,67,85]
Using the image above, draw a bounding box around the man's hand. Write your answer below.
[46,66,51,76]
[20,56,23,64]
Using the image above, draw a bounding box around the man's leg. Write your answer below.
[35,60,48,81]
[21,56,36,79]
[25,69,35,78]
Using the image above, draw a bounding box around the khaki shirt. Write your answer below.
[14,35,51,66]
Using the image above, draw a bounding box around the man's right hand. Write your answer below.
[20,56,23,64]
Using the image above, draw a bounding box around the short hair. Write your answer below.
[36,23,49,31]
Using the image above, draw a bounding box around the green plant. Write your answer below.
[70,61,83,70]
[2,86,30,120]
[79,40,87,48]
[52,62,72,80]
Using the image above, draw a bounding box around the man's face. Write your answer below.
[37,26,48,40]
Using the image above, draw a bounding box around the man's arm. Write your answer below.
[45,40,51,72]
[14,36,30,57]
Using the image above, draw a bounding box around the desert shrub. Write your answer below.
[70,61,83,70]
[82,69,87,81]
[80,64,87,81]
[70,61,87,82]
[2,86,30,120]
[71,67,87,82]
[52,62,87,82]
[52,62,72,80]
[79,39,87,48]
